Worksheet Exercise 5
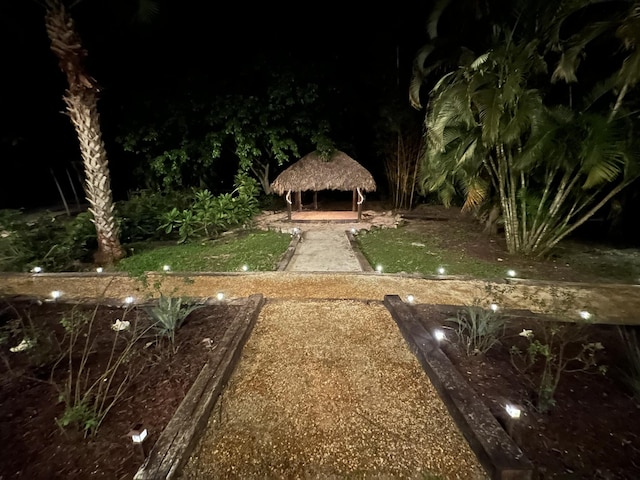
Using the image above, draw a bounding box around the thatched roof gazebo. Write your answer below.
[270,150,377,221]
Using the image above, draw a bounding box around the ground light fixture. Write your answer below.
[490,303,499,312]
[96,267,103,273]
[163,265,171,272]
[406,294,415,304]
[433,329,446,342]
[128,424,149,459]
[507,269,517,277]
[50,290,62,300]
[437,267,446,275]
[124,296,135,305]
[241,265,249,272]
[292,227,301,236]
[505,403,522,419]
[216,292,225,301]
[350,228,357,235]
[31,266,42,273]
[375,264,383,273]
[579,310,592,320]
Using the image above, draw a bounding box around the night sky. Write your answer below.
[1,1,434,210]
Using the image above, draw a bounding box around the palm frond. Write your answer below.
[135,0,160,23]
[579,114,628,188]
[473,88,504,145]
[461,176,488,212]
[582,75,618,111]
[470,52,490,70]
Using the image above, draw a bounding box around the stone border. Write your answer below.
[134,293,265,480]
[275,233,302,271]
[383,295,534,480]
[345,230,374,272]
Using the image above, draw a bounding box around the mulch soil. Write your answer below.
[414,303,640,480]
[0,300,238,480]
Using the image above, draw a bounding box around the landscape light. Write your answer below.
[216,292,225,301]
[292,227,301,235]
[163,265,171,272]
[124,296,135,305]
[128,424,149,459]
[96,267,103,273]
[490,303,499,312]
[433,329,446,341]
[579,310,592,320]
[505,404,522,419]
[130,426,147,443]
[375,264,383,273]
[507,269,517,277]
[241,265,249,272]
[50,290,62,300]
[406,294,415,304]
[31,266,42,273]
[350,228,357,235]
[437,267,446,275]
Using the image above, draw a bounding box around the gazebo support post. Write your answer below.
[352,189,357,212]
[313,191,318,210]
[297,191,302,211]
[285,190,292,221]
[357,188,364,221]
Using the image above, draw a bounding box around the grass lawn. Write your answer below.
[356,226,509,279]
[113,229,291,277]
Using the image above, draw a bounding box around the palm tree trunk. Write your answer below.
[45,0,124,265]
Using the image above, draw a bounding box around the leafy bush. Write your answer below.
[446,305,506,356]
[116,189,189,243]
[0,210,95,272]
[510,323,606,412]
[161,173,260,243]
[145,295,203,349]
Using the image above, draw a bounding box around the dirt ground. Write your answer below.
[415,303,640,480]
[0,300,238,480]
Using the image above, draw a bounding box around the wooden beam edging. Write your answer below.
[345,230,374,272]
[275,233,301,271]
[383,295,534,480]
[134,293,265,480]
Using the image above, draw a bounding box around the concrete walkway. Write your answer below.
[285,230,364,272]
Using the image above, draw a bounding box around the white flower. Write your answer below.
[111,319,131,331]
[10,338,34,352]
[519,329,534,339]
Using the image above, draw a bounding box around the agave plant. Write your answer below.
[145,295,204,349]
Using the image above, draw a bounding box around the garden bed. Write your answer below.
[408,301,640,479]
[0,298,244,480]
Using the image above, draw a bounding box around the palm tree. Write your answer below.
[43,0,124,264]
[421,28,637,257]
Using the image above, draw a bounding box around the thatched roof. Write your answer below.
[270,151,377,194]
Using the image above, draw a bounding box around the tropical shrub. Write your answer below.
[161,173,260,243]
[0,210,95,272]
[116,189,188,243]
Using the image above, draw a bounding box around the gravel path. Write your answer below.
[181,298,487,479]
